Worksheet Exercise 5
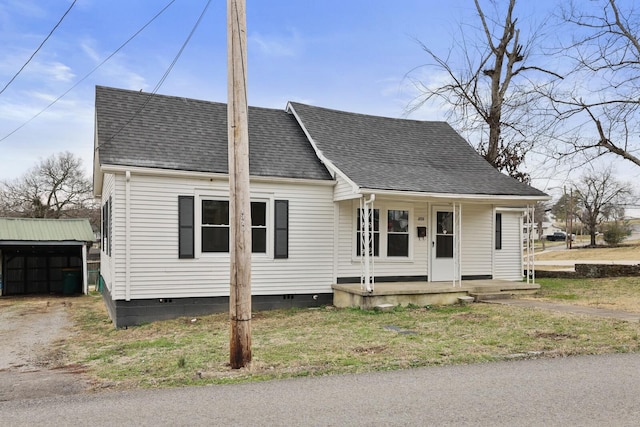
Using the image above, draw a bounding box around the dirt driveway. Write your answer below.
[0,297,90,402]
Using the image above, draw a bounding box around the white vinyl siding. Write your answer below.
[333,175,359,201]
[460,204,493,277]
[494,210,524,280]
[110,172,334,299]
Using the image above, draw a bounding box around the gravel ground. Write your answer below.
[0,298,90,402]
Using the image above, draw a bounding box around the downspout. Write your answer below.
[82,244,88,294]
[452,202,462,287]
[125,171,131,301]
[332,203,339,285]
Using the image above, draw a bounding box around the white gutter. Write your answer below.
[359,188,550,203]
[99,164,336,187]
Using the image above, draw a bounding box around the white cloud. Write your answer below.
[249,29,302,57]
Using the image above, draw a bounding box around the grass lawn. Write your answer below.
[57,277,640,390]
[531,277,640,313]
[536,240,640,262]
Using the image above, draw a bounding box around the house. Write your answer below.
[0,218,94,296]
[93,86,548,327]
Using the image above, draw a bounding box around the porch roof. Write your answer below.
[288,102,548,200]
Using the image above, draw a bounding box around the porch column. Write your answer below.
[360,194,375,292]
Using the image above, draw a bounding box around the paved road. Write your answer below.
[2,353,639,426]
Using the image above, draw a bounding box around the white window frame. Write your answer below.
[195,190,273,259]
[352,200,413,262]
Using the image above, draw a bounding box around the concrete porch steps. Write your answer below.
[469,292,515,302]
[332,280,540,310]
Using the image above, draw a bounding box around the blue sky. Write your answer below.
[1,0,638,208]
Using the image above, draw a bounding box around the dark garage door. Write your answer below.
[2,246,83,295]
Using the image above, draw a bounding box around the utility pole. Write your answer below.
[227,0,251,369]
[568,188,573,250]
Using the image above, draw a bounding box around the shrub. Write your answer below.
[602,221,632,245]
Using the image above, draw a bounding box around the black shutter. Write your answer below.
[108,196,112,256]
[495,213,502,250]
[274,200,288,259]
[179,196,195,259]
[102,202,107,254]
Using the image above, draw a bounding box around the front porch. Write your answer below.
[332,280,540,310]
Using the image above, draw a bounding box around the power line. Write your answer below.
[0,1,77,97]
[0,0,177,144]
[102,0,213,146]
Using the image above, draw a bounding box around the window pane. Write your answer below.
[202,227,229,252]
[251,202,266,227]
[436,235,453,258]
[388,234,409,257]
[252,228,267,253]
[356,208,379,231]
[202,200,229,225]
[388,210,409,232]
[436,211,453,234]
[356,232,380,256]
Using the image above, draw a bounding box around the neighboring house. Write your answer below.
[94,86,548,327]
[0,218,94,296]
[524,221,562,239]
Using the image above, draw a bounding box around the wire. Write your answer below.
[0,1,77,97]
[0,0,177,144]
[102,0,213,145]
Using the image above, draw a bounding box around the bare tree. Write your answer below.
[408,0,560,182]
[572,168,634,246]
[533,201,549,249]
[546,0,640,168]
[0,151,94,220]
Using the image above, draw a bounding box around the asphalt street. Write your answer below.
[1,353,639,426]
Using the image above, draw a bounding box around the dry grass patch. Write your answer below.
[59,292,640,390]
[532,277,640,313]
[536,241,640,261]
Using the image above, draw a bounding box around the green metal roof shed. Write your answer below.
[0,218,94,244]
[0,218,95,296]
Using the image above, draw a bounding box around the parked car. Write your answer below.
[546,232,575,241]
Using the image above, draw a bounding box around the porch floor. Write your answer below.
[332,280,540,310]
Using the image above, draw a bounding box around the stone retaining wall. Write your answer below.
[534,264,640,279]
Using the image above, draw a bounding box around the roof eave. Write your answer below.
[98,163,336,186]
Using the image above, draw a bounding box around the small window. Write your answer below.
[201,199,269,254]
[102,197,112,256]
[251,202,267,253]
[495,213,502,250]
[387,209,409,257]
[202,200,230,253]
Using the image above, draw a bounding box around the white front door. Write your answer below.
[431,207,454,281]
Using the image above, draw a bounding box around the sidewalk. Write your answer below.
[483,298,640,322]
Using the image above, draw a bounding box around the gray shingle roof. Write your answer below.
[95,86,332,181]
[289,102,547,197]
